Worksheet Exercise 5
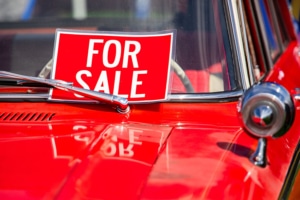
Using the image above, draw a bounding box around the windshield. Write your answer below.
[0,0,238,96]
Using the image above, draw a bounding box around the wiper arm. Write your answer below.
[0,71,129,114]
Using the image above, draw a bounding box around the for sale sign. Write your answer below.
[50,29,175,103]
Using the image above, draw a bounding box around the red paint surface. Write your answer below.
[0,35,300,200]
[0,77,299,200]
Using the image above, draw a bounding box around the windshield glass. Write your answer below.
[0,0,238,96]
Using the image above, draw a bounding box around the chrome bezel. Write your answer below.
[239,82,294,138]
[241,93,286,137]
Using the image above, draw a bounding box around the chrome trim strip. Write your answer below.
[226,0,250,90]
[169,90,243,101]
[48,91,243,103]
[279,143,300,199]
[0,93,49,99]
[0,91,243,103]
[237,0,255,85]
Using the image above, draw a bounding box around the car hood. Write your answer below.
[0,118,270,200]
[0,97,294,200]
[0,121,172,199]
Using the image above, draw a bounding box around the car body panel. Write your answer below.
[0,0,300,199]
[0,67,299,200]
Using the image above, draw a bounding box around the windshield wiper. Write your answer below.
[0,71,129,114]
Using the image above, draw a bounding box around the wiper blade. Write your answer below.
[0,71,129,114]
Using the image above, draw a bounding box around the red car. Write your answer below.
[0,0,299,199]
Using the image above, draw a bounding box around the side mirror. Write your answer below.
[238,82,295,167]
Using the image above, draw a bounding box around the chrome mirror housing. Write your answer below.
[238,82,295,138]
[238,82,295,167]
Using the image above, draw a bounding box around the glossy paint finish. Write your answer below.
[141,127,290,199]
[0,3,300,200]
[0,45,300,199]
[0,101,239,199]
[0,45,299,200]
[139,42,300,198]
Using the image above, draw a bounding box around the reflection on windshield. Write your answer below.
[0,0,237,95]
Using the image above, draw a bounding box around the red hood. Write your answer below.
[0,121,173,199]
[0,120,260,200]
[0,119,249,199]
[0,101,297,200]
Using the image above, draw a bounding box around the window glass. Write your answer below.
[273,0,290,45]
[258,0,280,60]
[0,0,238,95]
[241,1,261,82]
